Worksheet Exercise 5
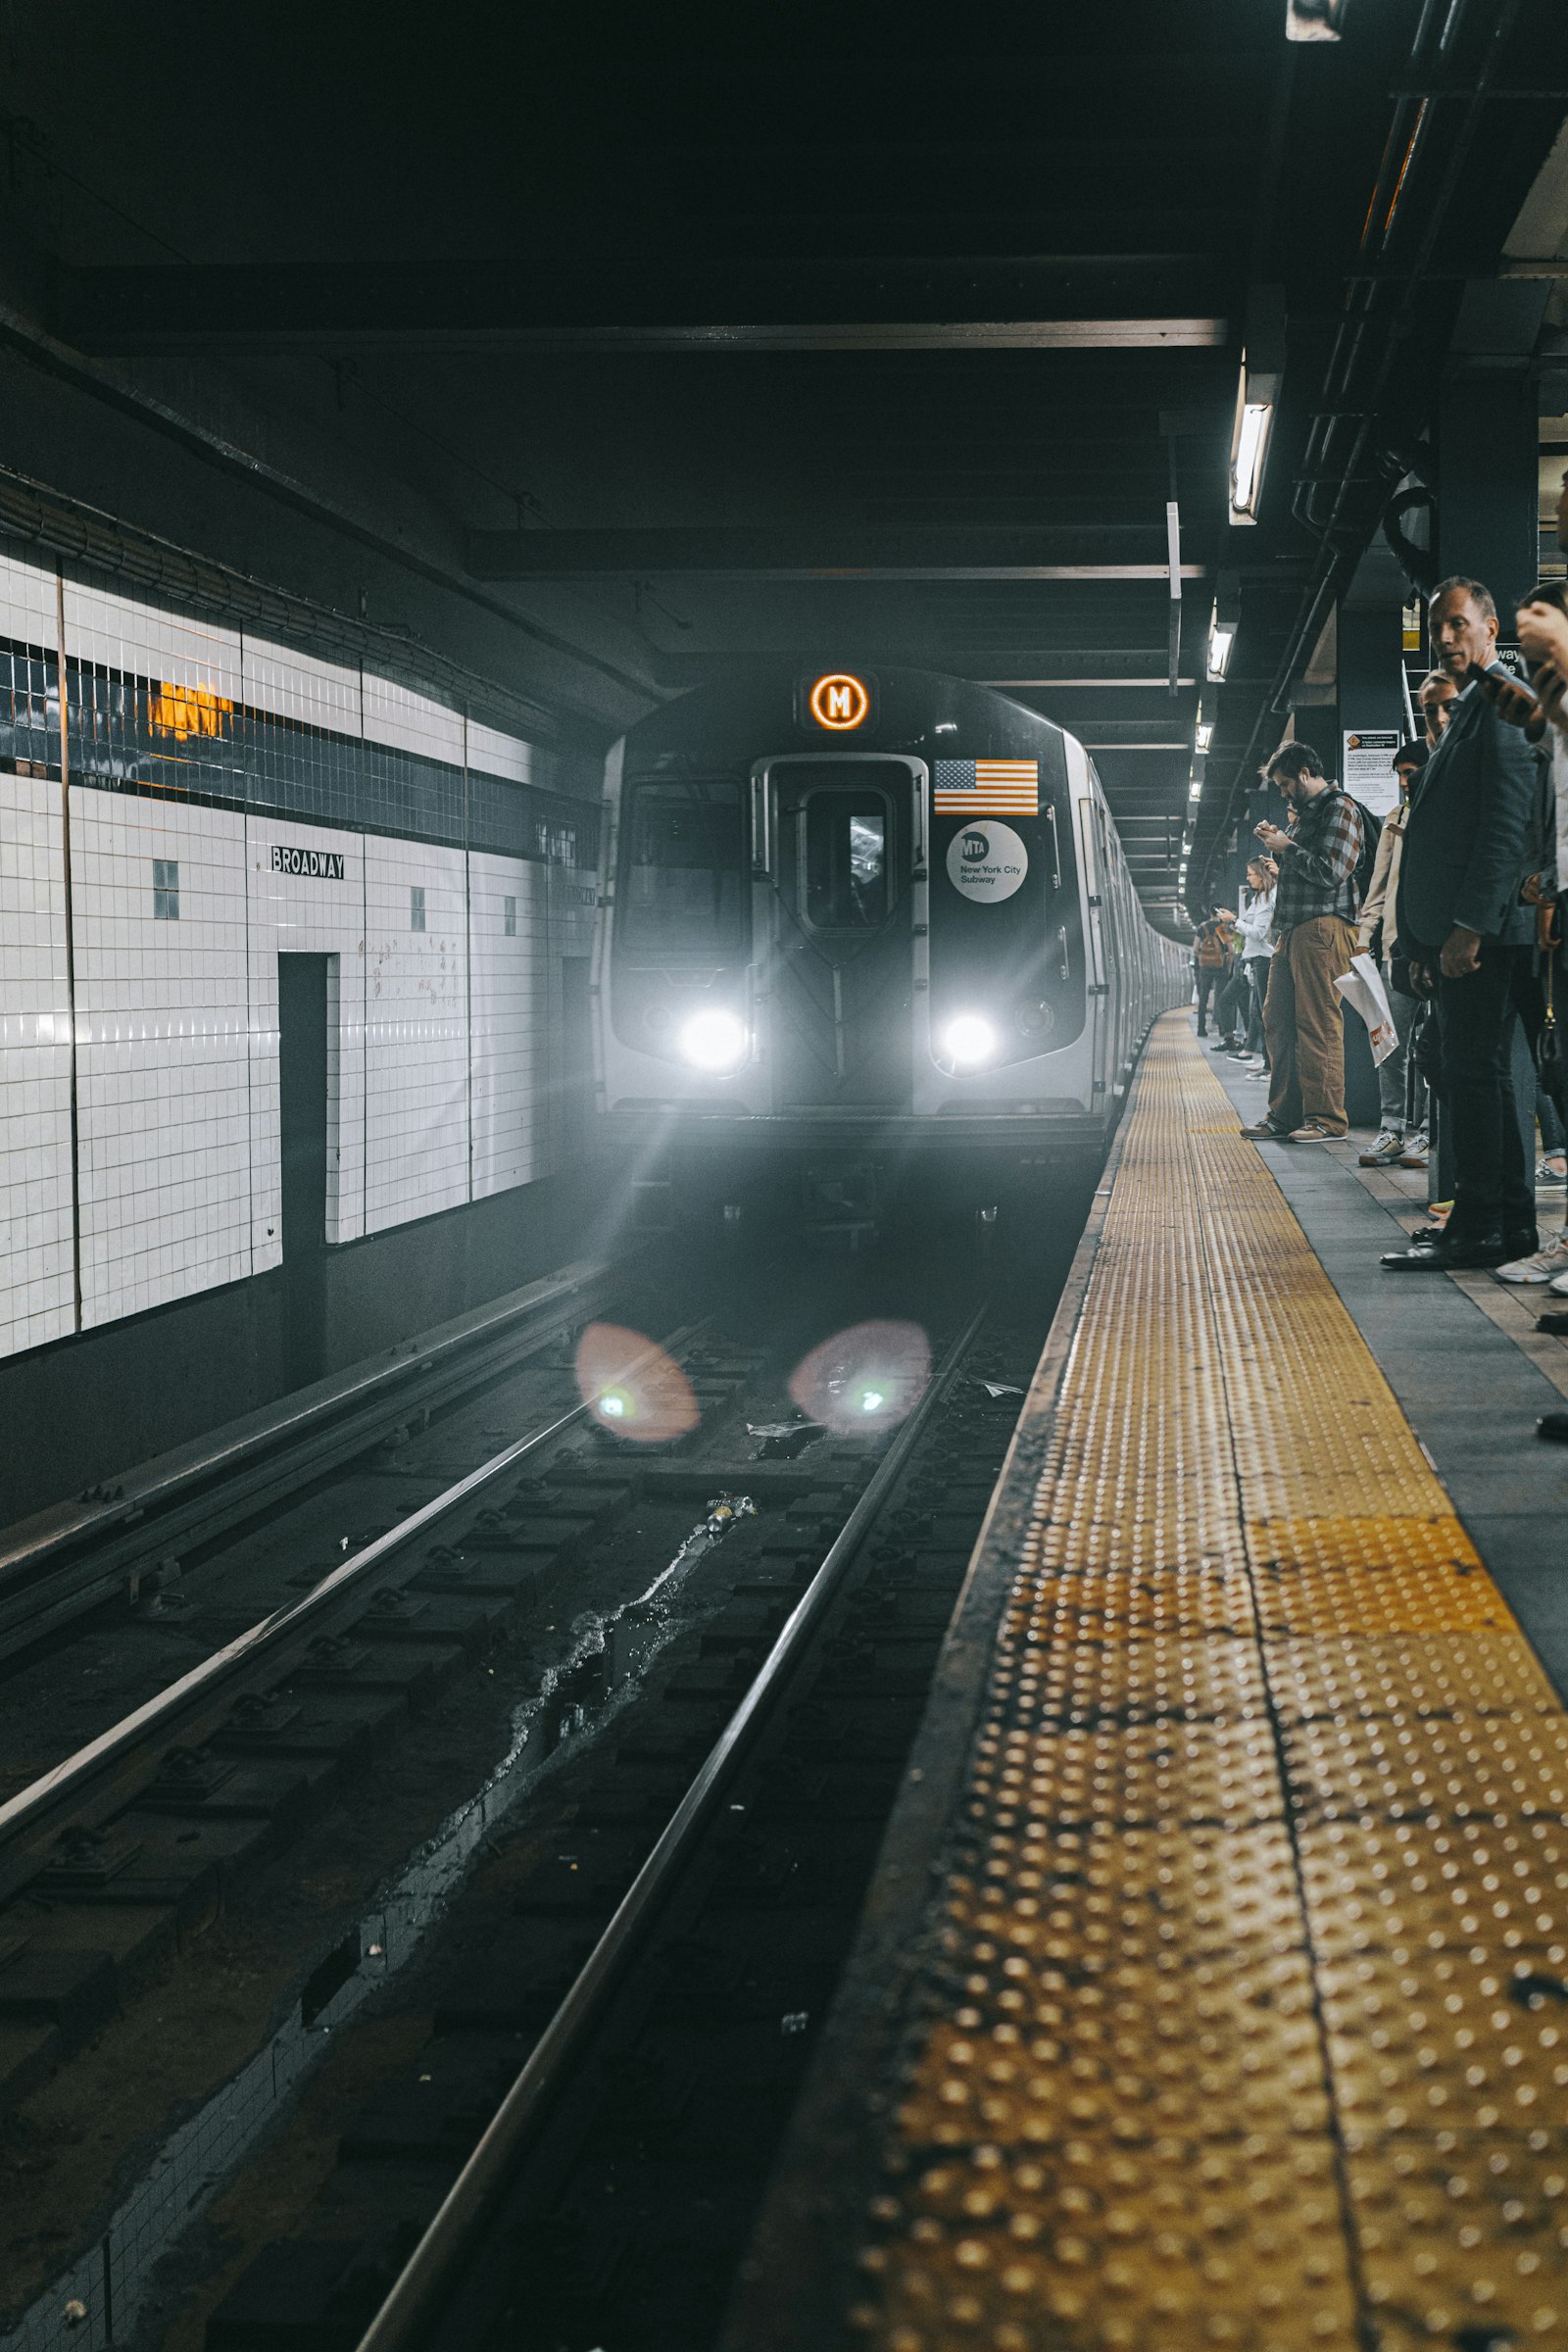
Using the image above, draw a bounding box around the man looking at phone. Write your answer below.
[1381,577,1541,1272]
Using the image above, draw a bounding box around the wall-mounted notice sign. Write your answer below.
[1342,728,1402,818]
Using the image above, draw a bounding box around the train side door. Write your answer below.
[758,757,918,1110]
[1074,795,1109,1102]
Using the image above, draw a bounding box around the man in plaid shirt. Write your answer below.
[1239,742,1362,1143]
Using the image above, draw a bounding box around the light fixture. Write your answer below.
[1228,288,1285,525]
[1207,570,1240,680]
[940,1013,998,1068]
[677,1006,749,1072]
[1189,776,1203,803]
[1195,712,1214,754]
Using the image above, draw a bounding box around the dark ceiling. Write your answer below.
[1,0,1565,933]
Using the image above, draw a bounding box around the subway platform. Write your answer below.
[726,1009,1568,2352]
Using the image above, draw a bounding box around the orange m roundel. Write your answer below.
[808,672,870,731]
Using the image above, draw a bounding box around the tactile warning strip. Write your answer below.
[849,1016,1568,2351]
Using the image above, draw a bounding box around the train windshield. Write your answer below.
[805,799,888,930]
[619,776,745,956]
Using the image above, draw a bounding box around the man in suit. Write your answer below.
[1382,577,1542,1272]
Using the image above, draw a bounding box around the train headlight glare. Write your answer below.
[859,1388,886,1414]
[941,1013,998,1067]
[677,1007,749,1072]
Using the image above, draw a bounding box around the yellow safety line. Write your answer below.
[851,1013,1568,2352]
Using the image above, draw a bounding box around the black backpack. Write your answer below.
[1346,795,1383,914]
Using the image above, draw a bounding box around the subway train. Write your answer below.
[591,664,1189,1240]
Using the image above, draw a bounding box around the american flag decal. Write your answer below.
[933,758,1040,816]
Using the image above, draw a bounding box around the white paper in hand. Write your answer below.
[1334,952,1398,1065]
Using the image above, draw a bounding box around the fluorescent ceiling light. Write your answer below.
[1227,295,1285,525]
[1196,717,1214,753]
[1189,779,1202,802]
[1206,624,1234,680]
[1231,400,1273,519]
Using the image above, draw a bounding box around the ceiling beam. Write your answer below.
[50,262,1229,358]
[467,527,1210,581]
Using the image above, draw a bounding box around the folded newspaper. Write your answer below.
[1334,951,1398,1065]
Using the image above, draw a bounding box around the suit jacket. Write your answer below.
[1398,667,1542,953]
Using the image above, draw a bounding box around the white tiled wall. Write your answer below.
[364,839,470,1234]
[243,638,362,735]
[0,774,74,1356]
[0,547,580,1363]
[470,854,548,1199]
[70,792,252,1327]
[0,549,58,649]
[467,721,531,785]
[363,673,465,768]
[63,581,243,701]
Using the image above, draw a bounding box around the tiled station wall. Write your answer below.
[0,545,599,1365]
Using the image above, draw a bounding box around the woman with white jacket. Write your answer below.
[1234,857,1277,1073]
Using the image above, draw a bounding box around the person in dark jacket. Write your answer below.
[1382,576,1544,1272]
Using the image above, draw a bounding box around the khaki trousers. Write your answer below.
[1263,916,1356,1136]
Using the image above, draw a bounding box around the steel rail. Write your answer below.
[0,1318,700,1909]
[352,1301,991,2352]
[0,1258,616,1657]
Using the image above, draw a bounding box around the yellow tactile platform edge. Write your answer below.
[850,1014,1568,2352]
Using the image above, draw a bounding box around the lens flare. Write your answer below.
[574,1324,700,1444]
[788,1320,931,1436]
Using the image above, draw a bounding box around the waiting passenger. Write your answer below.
[1356,739,1429,1167]
[1420,666,1458,746]
[1240,743,1363,1144]
[1192,909,1235,1039]
[1490,579,1568,1291]
[1382,578,1543,1272]
[1233,856,1276,1076]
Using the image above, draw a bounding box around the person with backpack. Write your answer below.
[1191,908,1235,1037]
[1239,741,1364,1144]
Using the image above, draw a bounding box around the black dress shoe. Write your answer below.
[1382,1231,1511,1270]
[1539,1412,1568,1445]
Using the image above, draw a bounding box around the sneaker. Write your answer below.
[1494,1234,1568,1286]
[1550,1267,1568,1297]
[1245,1067,1270,1081]
[1398,1134,1430,1168]
[1358,1130,1405,1167]
[1538,1155,1567,1188]
[1240,1119,1290,1141]
[1289,1120,1346,1143]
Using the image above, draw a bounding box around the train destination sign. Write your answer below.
[270,845,346,880]
[801,670,874,732]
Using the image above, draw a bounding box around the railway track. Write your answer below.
[0,1251,1059,2352]
[172,1302,1045,2352]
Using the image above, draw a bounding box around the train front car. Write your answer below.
[594,664,1180,1242]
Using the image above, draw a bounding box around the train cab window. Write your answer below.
[619,776,745,956]
[804,797,889,930]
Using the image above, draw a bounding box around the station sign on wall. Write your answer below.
[270,844,346,880]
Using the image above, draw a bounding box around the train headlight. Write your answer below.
[941,1013,998,1068]
[677,1007,749,1073]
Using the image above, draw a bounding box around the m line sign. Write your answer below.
[270,845,346,880]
